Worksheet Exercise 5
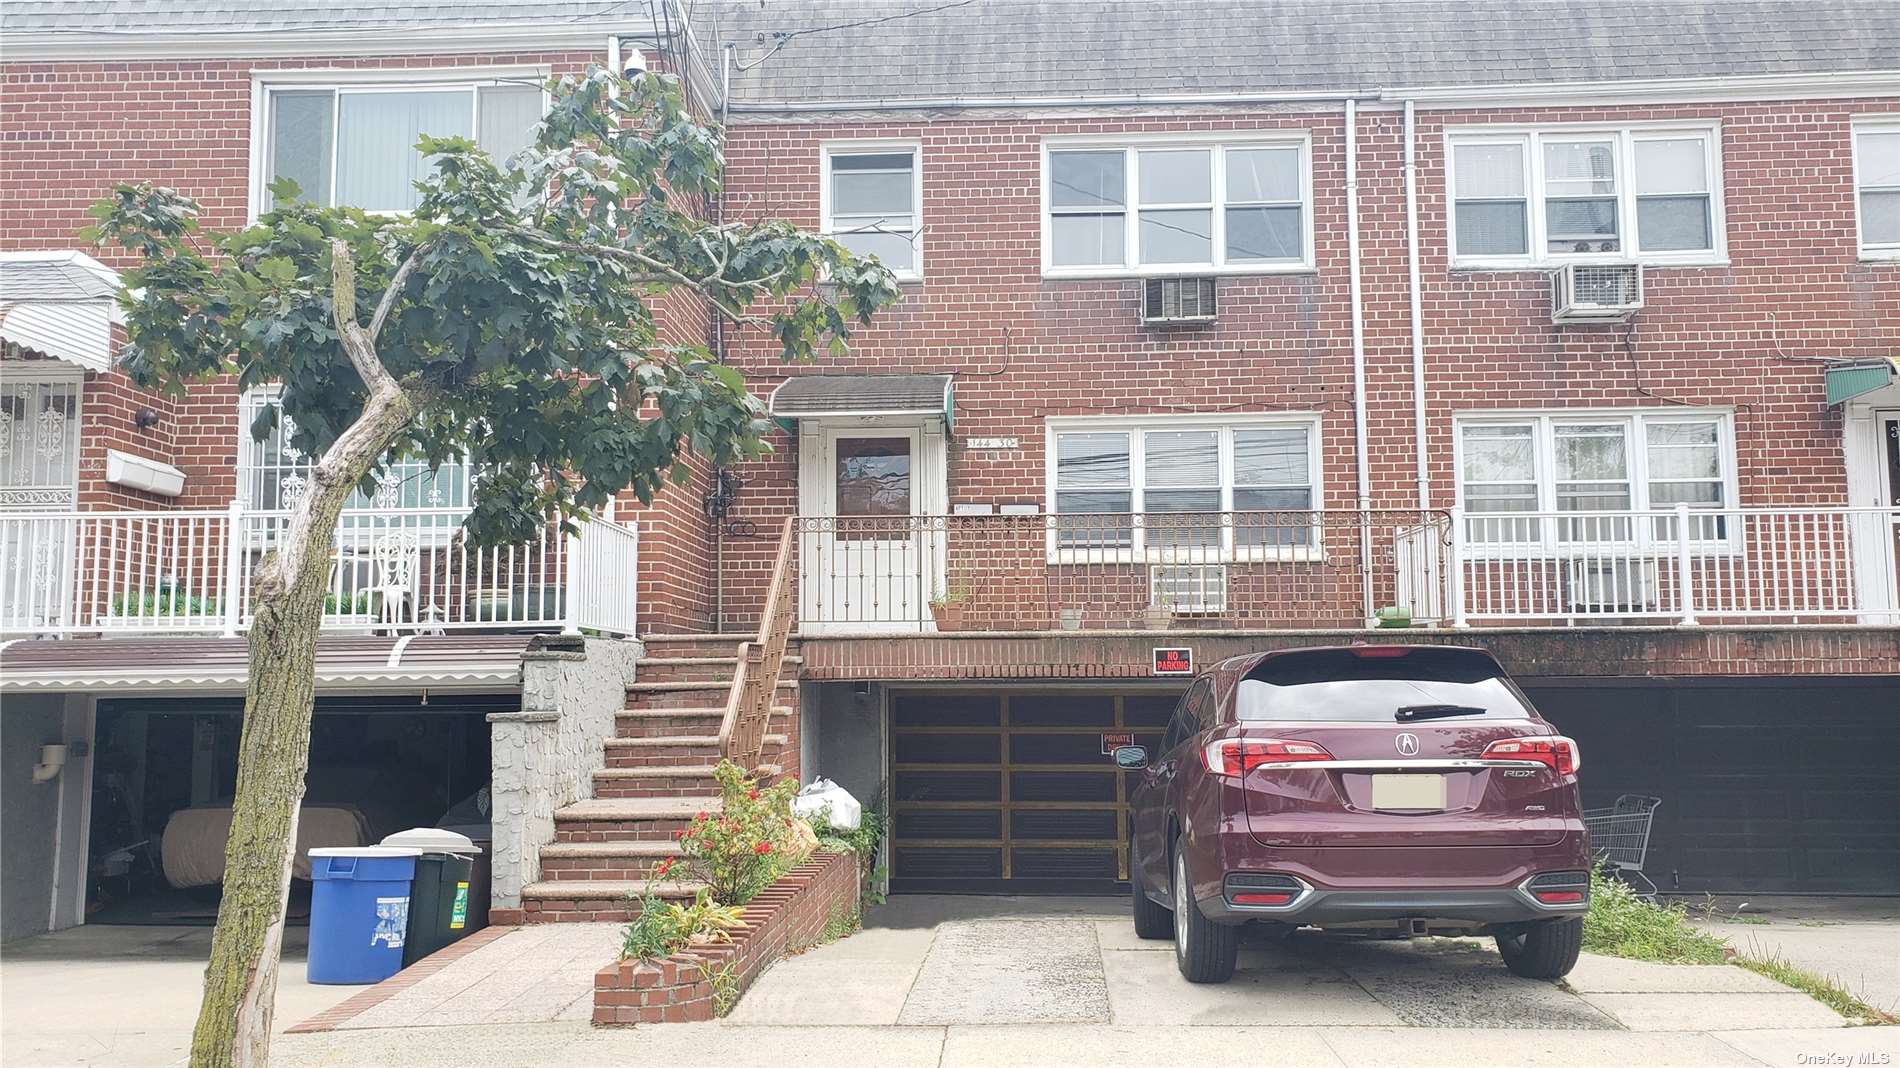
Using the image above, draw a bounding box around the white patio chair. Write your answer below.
[370,530,421,632]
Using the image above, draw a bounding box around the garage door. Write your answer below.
[1528,680,1900,894]
[889,691,1174,894]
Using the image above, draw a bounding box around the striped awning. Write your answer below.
[0,251,124,372]
[0,634,535,695]
[1825,358,1899,406]
[769,374,953,425]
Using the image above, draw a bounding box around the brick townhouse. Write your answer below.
[1,1,1897,941]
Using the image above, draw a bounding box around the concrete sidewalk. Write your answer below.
[1690,895,1900,1016]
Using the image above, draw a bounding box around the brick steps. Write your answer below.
[602,735,790,768]
[592,762,784,797]
[518,879,706,923]
[539,841,684,881]
[614,706,793,738]
[624,678,797,710]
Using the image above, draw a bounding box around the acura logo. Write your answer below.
[1395,733,1421,756]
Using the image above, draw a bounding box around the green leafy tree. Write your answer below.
[88,70,897,1068]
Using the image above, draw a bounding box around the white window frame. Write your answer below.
[1040,131,1316,278]
[819,140,924,281]
[237,386,471,528]
[1444,122,1727,269]
[1851,117,1900,262]
[1452,408,1739,555]
[247,66,551,221]
[1042,413,1324,563]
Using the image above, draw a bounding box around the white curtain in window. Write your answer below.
[268,90,335,207]
[478,84,543,167]
[336,91,472,212]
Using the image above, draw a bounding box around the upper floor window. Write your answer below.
[1043,137,1312,276]
[821,144,921,279]
[1447,126,1723,266]
[1854,121,1900,259]
[260,77,543,214]
[1456,410,1735,547]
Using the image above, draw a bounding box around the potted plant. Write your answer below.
[928,585,970,631]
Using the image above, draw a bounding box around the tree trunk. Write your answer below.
[188,381,415,1066]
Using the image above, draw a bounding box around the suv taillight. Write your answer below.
[1202,737,1332,777]
[1481,735,1580,775]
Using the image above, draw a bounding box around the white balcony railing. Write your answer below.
[787,505,1899,632]
[0,503,639,638]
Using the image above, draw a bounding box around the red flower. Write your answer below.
[754,841,773,855]
[747,789,760,801]
[653,858,674,877]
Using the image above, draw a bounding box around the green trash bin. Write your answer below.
[380,828,483,967]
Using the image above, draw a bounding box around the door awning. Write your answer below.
[769,374,954,433]
[1826,358,1899,406]
[0,251,124,373]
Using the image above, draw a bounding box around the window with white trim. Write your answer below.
[1854,122,1900,257]
[238,387,469,514]
[1456,411,1734,547]
[1447,126,1721,264]
[821,145,921,278]
[261,79,542,213]
[1049,418,1319,552]
[1045,139,1311,274]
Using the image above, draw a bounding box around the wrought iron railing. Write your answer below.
[721,516,798,771]
[0,503,640,637]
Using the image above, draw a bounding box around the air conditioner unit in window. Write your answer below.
[1564,558,1659,614]
[1141,277,1217,324]
[1151,564,1227,614]
[1550,262,1643,324]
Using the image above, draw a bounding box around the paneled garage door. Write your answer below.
[889,691,1175,894]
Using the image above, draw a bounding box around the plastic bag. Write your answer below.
[792,778,862,831]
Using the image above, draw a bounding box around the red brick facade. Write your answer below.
[4,45,1897,646]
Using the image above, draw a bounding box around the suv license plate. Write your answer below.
[1371,773,1447,810]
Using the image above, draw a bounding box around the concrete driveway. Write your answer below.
[1690,895,1900,1016]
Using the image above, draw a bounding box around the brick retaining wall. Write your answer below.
[592,850,860,1025]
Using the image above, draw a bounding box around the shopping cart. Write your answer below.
[1583,794,1662,898]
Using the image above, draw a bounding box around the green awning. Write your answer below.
[1826,358,1898,406]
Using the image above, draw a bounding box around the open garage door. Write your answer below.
[889,691,1174,894]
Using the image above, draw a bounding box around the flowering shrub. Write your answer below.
[675,762,808,906]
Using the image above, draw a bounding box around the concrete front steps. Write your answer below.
[517,637,802,923]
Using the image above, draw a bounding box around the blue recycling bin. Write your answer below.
[306,846,422,985]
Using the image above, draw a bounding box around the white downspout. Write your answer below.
[1345,100,1374,627]
[1404,99,1429,511]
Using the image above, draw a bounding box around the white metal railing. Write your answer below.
[0,503,640,637]
[1452,503,1899,625]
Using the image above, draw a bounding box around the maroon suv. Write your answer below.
[1121,644,1590,983]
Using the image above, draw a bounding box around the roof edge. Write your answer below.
[1,22,644,62]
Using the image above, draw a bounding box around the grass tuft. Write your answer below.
[1731,948,1898,1027]
[1582,867,1729,965]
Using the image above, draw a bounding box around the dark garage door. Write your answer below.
[1528,679,1900,894]
[890,691,1175,894]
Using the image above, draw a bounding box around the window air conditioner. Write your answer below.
[1142,277,1217,324]
[1151,564,1227,614]
[1550,263,1643,323]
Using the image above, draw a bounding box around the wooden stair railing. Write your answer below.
[718,516,797,772]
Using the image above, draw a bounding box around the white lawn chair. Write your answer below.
[371,530,421,632]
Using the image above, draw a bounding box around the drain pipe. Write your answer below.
[1403,99,1430,512]
[1345,99,1374,626]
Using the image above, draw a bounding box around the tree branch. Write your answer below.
[329,238,401,395]
[505,227,769,327]
[369,240,434,341]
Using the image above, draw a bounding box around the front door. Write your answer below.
[803,428,931,630]
[1882,412,1900,613]
[1,372,82,629]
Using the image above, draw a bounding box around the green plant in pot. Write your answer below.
[928,584,970,631]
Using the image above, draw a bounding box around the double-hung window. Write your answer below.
[1044,138,1311,274]
[821,144,922,279]
[1447,125,1722,265]
[239,387,469,517]
[1048,417,1320,556]
[1456,411,1734,549]
[259,75,544,214]
[1854,121,1900,259]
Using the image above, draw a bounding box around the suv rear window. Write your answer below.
[1236,647,1535,723]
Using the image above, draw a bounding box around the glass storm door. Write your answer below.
[805,430,929,629]
[1,374,81,629]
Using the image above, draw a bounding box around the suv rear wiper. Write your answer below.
[1395,704,1487,722]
